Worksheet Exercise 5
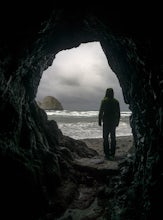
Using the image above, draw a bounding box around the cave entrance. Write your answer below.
[36,41,132,140]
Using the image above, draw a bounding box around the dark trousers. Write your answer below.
[103,123,116,157]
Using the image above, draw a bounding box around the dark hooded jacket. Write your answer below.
[98,88,120,127]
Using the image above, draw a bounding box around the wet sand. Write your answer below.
[79,135,134,160]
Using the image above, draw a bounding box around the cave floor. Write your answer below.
[55,136,134,220]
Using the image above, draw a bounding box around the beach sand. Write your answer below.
[79,135,134,161]
[71,135,134,179]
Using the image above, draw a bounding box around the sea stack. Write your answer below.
[38,96,64,110]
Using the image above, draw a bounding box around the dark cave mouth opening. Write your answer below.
[2,7,162,220]
[35,40,132,140]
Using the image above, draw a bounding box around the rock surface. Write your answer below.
[38,96,63,110]
[55,136,134,220]
[0,4,162,220]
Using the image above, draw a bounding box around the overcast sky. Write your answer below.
[36,41,129,111]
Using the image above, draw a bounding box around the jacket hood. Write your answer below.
[105,88,114,99]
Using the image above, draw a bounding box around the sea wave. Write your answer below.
[46,110,131,117]
[45,110,132,139]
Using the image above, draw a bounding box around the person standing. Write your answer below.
[98,88,120,160]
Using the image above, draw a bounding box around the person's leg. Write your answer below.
[110,127,116,157]
[103,124,110,158]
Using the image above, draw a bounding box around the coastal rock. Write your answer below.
[1,5,163,220]
[38,96,63,110]
[62,136,99,159]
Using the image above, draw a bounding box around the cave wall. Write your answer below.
[0,4,163,219]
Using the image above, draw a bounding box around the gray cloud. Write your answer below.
[36,42,129,111]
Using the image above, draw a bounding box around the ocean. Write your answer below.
[46,110,132,140]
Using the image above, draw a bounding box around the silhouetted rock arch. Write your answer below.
[0,4,162,220]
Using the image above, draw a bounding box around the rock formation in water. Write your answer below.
[38,96,64,110]
[0,3,162,220]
